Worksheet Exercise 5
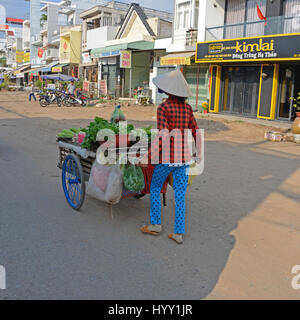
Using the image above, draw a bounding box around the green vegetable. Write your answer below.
[122,165,145,192]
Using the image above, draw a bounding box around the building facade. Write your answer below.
[196,0,300,121]
[84,2,173,98]
[158,0,210,111]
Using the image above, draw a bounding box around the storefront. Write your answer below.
[160,52,209,111]
[196,33,300,121]
[92,41,154,98]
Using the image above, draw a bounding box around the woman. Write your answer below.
[139,69,201,244]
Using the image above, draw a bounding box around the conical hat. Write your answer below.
[152,69,192,97]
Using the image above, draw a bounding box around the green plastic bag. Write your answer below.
[110,105,126,123]
[122,165,145,192]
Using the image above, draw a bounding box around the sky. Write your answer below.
[0,0,174,20]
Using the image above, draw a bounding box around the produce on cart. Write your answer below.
[57,112,169,212]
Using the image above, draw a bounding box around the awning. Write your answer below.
[13,65,30,75]
[52,63,69,73]
[91,41,154,59]
[40,61,59,73]
[79,62,97,67]
[160,52,195,66]
[23,67,41,76]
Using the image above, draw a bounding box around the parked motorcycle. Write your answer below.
[39,90,62,107]
[64,91,88,107]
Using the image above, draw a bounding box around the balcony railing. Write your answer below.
[185,29,198,46]
[205,16,300,41]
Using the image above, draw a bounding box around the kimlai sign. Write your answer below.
[196,33,300,63]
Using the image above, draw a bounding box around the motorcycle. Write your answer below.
[39,90,62,107]
[64,91,88,107]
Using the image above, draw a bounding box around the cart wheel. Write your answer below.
[62,154,85,210]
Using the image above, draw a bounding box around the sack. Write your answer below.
[86,161,123,204]
[122,165,145,192]
[110,105,126,123]
[168,163,197,188]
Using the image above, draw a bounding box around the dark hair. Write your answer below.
[158,88,187,103]
[169,94,187,103]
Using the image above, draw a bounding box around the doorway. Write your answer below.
[221,66,260,117]
[277,66,294,120]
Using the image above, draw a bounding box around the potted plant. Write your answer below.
[290,92,300,134]
[290,92,300,118]
[201,101,209,114]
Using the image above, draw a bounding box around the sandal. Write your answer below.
[140,225,161,236]
[168,233,183,244]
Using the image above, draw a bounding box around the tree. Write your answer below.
[40,14,47,26]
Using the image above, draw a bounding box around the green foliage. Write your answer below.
[0,56,6,67]
[57,128,81,139]
[34,80,42,88]
[291,92,300,112]
[75,79,83,89]
[81,117,121,150]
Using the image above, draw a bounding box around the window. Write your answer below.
[176,1,191,30]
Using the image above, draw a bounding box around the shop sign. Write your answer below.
[83,80,89,93]
[196,33,300,63]
[24,52,30,63]
[16,51,24,63]
[120,50,131,68]
[160,56,192,66]
[92,49,121,59]
[16,73,24,78]
[99,80,107,96]
[52,66,62,72]
[82,53,91,64]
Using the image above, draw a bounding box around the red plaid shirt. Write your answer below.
[145,96,201,164]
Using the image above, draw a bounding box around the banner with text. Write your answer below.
[196,33,300,63]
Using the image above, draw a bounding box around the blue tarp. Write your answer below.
[40,73,78,81]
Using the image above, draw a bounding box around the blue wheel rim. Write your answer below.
[62,155,84,209]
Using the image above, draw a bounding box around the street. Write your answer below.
[0,92,300,299]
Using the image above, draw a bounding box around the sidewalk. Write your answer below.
[196,112,292,130]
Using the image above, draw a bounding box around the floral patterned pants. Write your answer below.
[150,164,189,234]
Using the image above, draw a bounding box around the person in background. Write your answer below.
[67,80,75,96]
[29,82,36,102]
[139,69,201,244]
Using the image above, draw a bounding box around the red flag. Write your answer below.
[38,48,44,58]
[256,3,267,26]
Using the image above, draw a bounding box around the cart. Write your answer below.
[57,140,168,211]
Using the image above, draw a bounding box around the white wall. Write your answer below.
[197,0,225,42]
[86,26,118,50]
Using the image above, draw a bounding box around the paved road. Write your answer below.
[0,104,299,299]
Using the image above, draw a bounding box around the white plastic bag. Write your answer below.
[86,161,123,205]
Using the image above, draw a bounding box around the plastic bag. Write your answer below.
[86,161,123,204]
[168,163,197,188]
[110,105,126,123]
[122,165,145,193]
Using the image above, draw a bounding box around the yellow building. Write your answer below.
[57,25,82,76]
